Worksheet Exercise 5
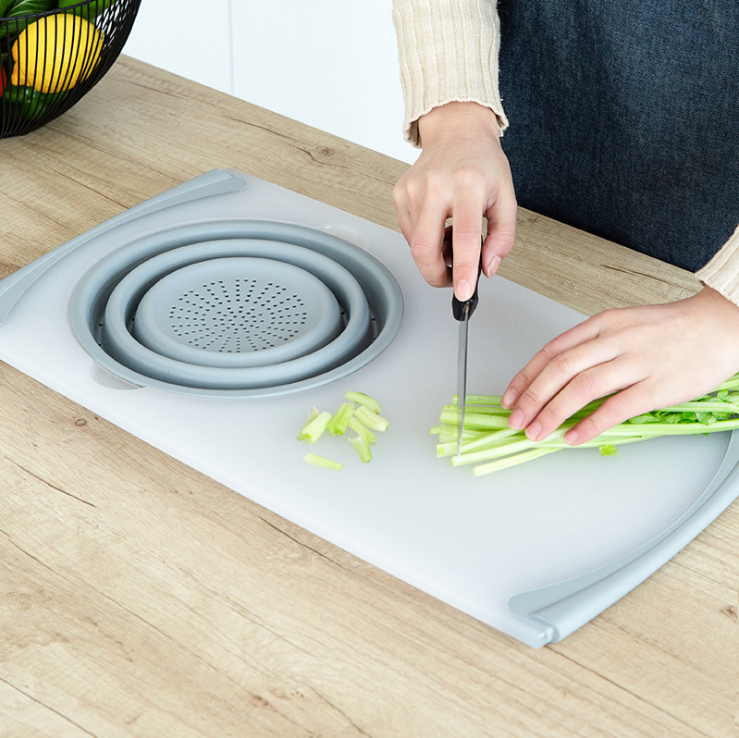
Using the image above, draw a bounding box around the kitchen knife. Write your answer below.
[452,263,481,457]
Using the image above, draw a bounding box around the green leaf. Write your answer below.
[0,0,15,17]
[58,0,115,20]
[0,0,54,39]
[627,413,660,425]
[599,444,620,458]
[6,0,54,14]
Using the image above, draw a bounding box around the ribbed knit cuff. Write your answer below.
[695,225,739,307]
[392,0,509,147]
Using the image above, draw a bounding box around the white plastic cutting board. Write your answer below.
[1,169,737,648]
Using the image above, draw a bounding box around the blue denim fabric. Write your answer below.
[497,1,739,271]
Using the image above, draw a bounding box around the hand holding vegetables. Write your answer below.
[501,286,739,446]
[434,368,739,476]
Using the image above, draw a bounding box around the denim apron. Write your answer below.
[497,1,739,272]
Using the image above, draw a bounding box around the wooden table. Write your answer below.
[0,57,736,738]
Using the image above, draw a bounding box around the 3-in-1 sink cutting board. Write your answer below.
[1,169,738,648]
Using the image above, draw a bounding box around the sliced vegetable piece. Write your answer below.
[344,390,382,414]
[303,453,343,470]
[348,434,372,463]
[327,402,355,436]
[348,416,376,446]
[297,409,332,444]
[354,405,389,433]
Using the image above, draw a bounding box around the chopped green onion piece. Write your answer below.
[348,416,377,445]
[354,405,389,432]
[297,410,332,444]
[327,402,356,436]
[303,453,343,470]
[348,434,372,463]
[344,391,382,414]
[298,391,387,467]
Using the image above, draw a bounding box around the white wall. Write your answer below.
[123,0,418,165]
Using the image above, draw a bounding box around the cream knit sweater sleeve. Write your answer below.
[695,227,739,304]
[392,0,508,147]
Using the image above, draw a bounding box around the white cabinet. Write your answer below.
[123,0,417,164]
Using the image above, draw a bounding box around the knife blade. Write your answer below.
[452,271,481,457]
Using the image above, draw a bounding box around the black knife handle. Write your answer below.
[452,283,480,321]
[449,231,483,322]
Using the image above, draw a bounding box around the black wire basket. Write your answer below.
[0,0,141,137]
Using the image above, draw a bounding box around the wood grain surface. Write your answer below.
[0,56,736,738]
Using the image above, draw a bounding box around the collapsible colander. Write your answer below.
[129,256,344,368]
[68,220,404,397]
[129,255,345,368]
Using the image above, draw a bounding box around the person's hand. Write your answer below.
[393,101,517,301]
[501,286,739,445]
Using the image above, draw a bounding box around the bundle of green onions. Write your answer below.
[433,373,739,477]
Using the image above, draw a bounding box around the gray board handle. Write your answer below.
[508,430,739,644]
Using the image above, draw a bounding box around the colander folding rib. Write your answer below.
[69,220,404,398]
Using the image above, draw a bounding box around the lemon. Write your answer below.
[11,14,104,94]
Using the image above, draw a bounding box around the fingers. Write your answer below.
[482,183,517,278]
[410,198,453,289]
[501,313,642,444]
[450,199,485,301]
[394,177,486,299]
[501,317,604,410]
[394,178,516,300]
[514,358,645,444]
[563,383,657,445]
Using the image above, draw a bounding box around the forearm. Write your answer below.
[417,101,501,146]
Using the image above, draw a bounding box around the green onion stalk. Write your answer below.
[433,374,739,477]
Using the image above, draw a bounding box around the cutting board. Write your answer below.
[0,169,736,648]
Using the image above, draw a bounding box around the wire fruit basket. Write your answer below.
[0,0,140,137]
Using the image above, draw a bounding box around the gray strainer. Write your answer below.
[99,240,371,389]
[69,220,404,398]
[131,257,343,368]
